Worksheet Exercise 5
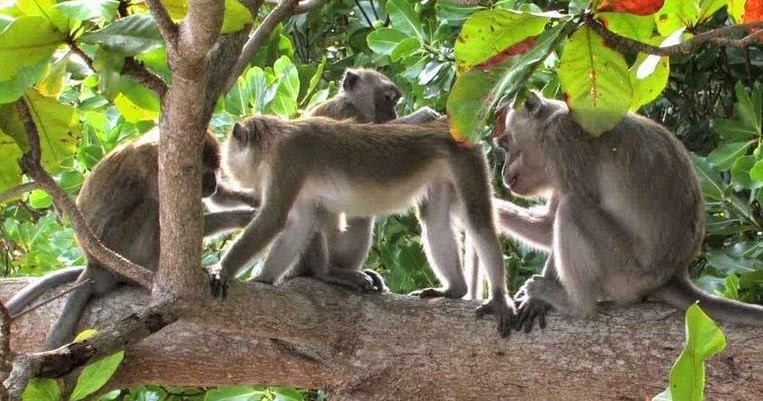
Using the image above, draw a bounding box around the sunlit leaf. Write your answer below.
[22,378,60,401]
[559,26,632,135]
[17,0,69,33]
[655,0,699,36]
[0,130,23,194]
[597,0,665,15]
[727,0,745,22]
[69,351,125,401]
[637,27,684,79]
[597,12,655,42]
[54,0,119,23]
[73,328,97,342]
[0,16,64,81]
[37,56,68,97]
[630,52,669,110]
[159,0,253,34]
[454,9,548,74]
[0,57,48,104]
[28,189,53,209]
[697,0,727,22]
[743,0,763,25]
[367,28,409,55]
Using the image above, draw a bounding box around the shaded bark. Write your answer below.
[2,278,762,401]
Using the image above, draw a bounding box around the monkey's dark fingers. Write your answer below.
[363,269,389,292]
[498,312,514,338]
[474,302,494,319]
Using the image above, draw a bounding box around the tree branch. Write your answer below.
[224,0,328,93]
[0,182,39,205]
[14,99,154,289]
[144,0,178,47]
[586,14,763,56]
[0,303,11,401]
[3,278,762,400]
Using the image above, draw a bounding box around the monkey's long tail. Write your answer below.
[653,275,763,327]
[5,267,85,315]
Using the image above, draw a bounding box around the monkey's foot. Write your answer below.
[206,264,229,299]
[362,269,389,292]
[475,294,516,338]
[314,269,376,292]
[409,287,464,298]
[515,297,552,333]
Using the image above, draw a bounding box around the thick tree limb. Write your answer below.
[14,99,154,289]
[0,303,10,401]
[586,14,763,56]
[2,278,761,400]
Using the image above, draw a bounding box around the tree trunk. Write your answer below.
[3,278,761,400]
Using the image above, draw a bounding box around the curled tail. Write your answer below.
[653,275,763,327]
[5,267,85,315]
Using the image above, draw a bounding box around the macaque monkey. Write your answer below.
[494,92,763,331]
[208,115,516,336]
[294,68,440,291]
[6,130,257,350]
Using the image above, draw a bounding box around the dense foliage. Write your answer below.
[0,0,761,400]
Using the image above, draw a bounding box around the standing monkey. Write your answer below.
[6,130,257,349]
[293,68,440,291]
[494,92,763,331]
[208,115,516,336]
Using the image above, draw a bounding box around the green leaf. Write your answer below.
[435,1,486,26]
[0,57,48,104]
[706,251,762,274]
[390,37,420,62]
[629,52,669,110]
[17,0,69,33]
[749,160,763,183]
[706,140,755,170]
[0,16,64,81]
[160,0,253,34]
[732,81,762,136]
[655,0,699,36]
[727,0,745,22]
[54,0,119,23]
[454,9,548,74]
[38,55,68,97]
[116,76,160,122]
[22,378,61,401]
[273,56,299,100]
[69,351,125,401]
[26,90,81,174]
[203,386,265,401]
[697,0,726,22]
[79,14,163,56]
[0,129,23,194]
[598,12,655,42]
[386,0,424,40]
[367,28,409,55]
[730,155,760,190]
[447,20,573,143]
[661,304,726,401]
[273,388,303,401]
[691,154,724,201]
[28,189,53,209]
[93,47,124,99]
[722,273,740,299]
[559,26,632,136]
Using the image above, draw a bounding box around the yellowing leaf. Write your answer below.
[114,93,159,123]
[160,0,253,34]
[0,16,64,81]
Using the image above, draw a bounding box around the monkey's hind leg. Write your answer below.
[309,230,376,292]
[411,184,467,299]
[325,216,387,291]
[252,204,318,285]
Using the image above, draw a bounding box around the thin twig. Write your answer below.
[144,0,178,47]
[10,280,93,320]
[224,0,328,93]
[586,14,763,56]
[14,98,154,289]
[0,182,39,204]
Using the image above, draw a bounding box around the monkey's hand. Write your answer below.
[514,275,552,332]
[207,263,229,299]
[362,269,389,292]
[475,293,516,338]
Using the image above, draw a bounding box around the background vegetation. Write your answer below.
[1,0,761,400]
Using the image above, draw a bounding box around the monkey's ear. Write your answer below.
[232,123,249,144]
[524,92,544,116]
[343,70,360,91]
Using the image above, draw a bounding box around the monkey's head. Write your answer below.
[223,116,284,190]
[342,68,402,123]
[494,92,559,197]
[202,131,222,198]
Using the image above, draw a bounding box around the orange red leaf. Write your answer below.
[597,0,664,16]
[743,0,763,40]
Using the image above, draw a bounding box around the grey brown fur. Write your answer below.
[494,92,763,331]
[294,68,439,291]
[6,130,257,350]
[208,115,515,336]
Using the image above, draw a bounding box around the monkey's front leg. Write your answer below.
[203,209,256,236]
[391,107,441,124]
[493,196,556,251]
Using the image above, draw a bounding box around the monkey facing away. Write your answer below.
[494,92,763,331]
[208,115,516,336]
[6,130,257,350]
[292,68,440,292]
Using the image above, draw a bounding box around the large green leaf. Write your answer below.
[391,37,421,61]
[26,90,81,174]
[559,26,632,136]
[17,0,69,33]
[21,378,60,401]
[629,52,669,110]
[706,140,755,170]
[0,16,64,81]
[454,9,548,74]
[655,0,699,36]
[691,155,724,202]
[713,82,762,140]
[447,20,573,143]
[366,28,409,55]
[597,12,655,42]
[69,351,125,401]
[0,129,23,194]
[0,57,48,104]
[79,14,163,56]
[54,0,119,23]
[386,0,424,40]
[655,304,726,401]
